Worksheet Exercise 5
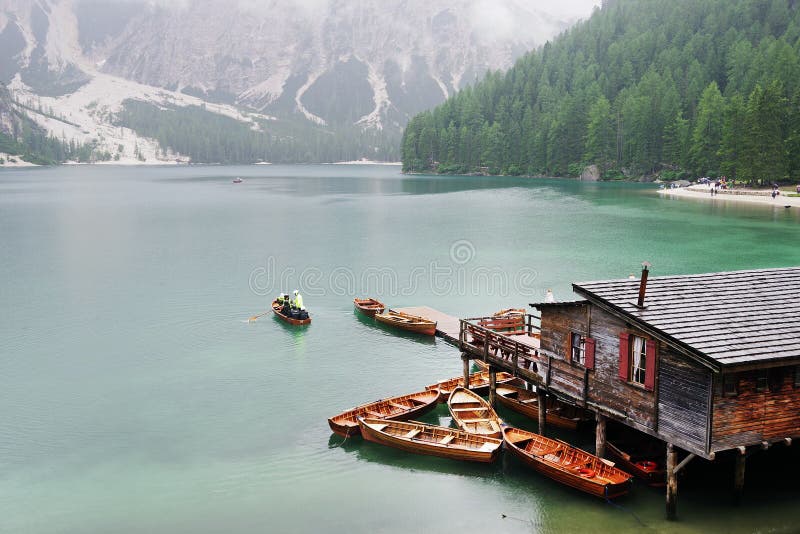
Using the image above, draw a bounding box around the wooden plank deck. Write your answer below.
[395,306,460,344]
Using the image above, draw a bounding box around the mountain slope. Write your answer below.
[401,0,800,181]
[0,0,595,163]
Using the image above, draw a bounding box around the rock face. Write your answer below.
[0,0,592,158]
[580,164,601,181]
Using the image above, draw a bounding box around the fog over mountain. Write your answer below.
[0,0,599,163]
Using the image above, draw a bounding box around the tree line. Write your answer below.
[402,0,800,183]
[116,100,400,164]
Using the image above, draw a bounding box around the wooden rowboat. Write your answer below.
[503,426,632,499]
[328,389,440,437]
[354,297,385,317]
[272,299,311,326]
[447,387,503,438]
[606,440,665,487]
[357,417,502,463]
[425,371,518,402]
[493,308,526,318]
[375,310,436,336]
[496,385,590,430]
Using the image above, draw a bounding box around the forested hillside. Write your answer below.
[402,0,800,182]
[116,100,400,164]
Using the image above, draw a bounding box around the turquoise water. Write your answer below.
[1,165,799,533]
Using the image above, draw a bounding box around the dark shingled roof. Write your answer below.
[572,267,800,367]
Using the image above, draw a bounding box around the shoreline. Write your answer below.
[659,185,800,208]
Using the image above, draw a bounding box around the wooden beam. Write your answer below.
[734,452,746,505]
[538,389,547,436]
[462,353,470,389]
[666,443,678,520]
[673,453,696,475]
[489,366,497,407]
[595,413,607,458]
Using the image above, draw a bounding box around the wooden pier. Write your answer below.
[395,306,461,344]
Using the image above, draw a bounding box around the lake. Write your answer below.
[1,165,799,533]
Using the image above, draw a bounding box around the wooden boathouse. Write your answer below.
[457,266,800,519]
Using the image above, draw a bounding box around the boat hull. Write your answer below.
[426,371,518,402]
[606,441,666,487]
[447,387,503,438]
[503,427,632,499]
[358,418,502,463]
[374,311,436,336]
[495,385,588,430]
[354,298,385,317]
[328,389,440,438]
[272,300,311,325]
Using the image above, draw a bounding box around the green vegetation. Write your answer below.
[402,0,800,183]
[116,100,400,163]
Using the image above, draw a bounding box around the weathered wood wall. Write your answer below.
[658,349,710,453]
[711,367,800,451]
[540,305,657,430]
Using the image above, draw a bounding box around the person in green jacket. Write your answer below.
[292,289,304,310]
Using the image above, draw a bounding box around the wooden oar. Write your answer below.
[248,310,270,322]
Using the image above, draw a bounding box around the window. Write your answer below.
[629,335,648,385]
[722,374,738,397]
[768,368,784,393]
[571,332,585,365]
[795,366,800,388]
[756,370,768,393]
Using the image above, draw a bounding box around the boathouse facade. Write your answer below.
[532,266,800,459]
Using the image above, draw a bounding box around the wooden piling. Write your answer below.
[595,413,607,458]
[489,366,497,406]
[537,389,547,435]
[734,449,746,505]
[462,353,470,389]
[666,443,678,520]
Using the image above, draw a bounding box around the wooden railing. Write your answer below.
[458,314,545,383]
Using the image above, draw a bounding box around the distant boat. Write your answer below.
[272,299,311,326]
[503,426,633,499]
[357,417,502,463]
[353,297,385,317]
[447,387,503,438]
[374,309,436,336]
[327,389,440,437]
[233,177,243,183]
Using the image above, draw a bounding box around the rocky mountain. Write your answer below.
[0,0,598,163]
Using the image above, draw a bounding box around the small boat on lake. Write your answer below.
[353,297,385,317]
[606,438,665,486]
[447,387,503,438]
[272,299,311,326]
[496,384,590,430]
[503,426,632,499]
[328,389,440,437]
[233,177,243,183]
[425,371,518,402]
[357,417,502,463]
[374,309,436,336]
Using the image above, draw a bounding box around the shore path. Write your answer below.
[659,185,800,208]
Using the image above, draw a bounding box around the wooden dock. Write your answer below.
[395,306,460,344]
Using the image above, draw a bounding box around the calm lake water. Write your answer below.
[1,165,799,534]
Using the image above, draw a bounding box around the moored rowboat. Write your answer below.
[374,309,436,336]
[426,371,518,402]
[503,426,632,499]
[606,440,665,487]
[447,387,503,438]
[357,417,502,463]
[496,384,590,430]
[354,297,385,317]
[328,389,440,437]
[272,299,311,325]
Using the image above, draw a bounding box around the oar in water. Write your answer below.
[248,311,270,322]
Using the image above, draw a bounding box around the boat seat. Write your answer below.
[461,418,490,423]
[404,429,421,439]
[388,402,409,410]
[520,398,538,405]
[439,435,455,445]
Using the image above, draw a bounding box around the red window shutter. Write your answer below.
[618,333,630,381]
[644,339,657,390]
[584,337,596,369]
